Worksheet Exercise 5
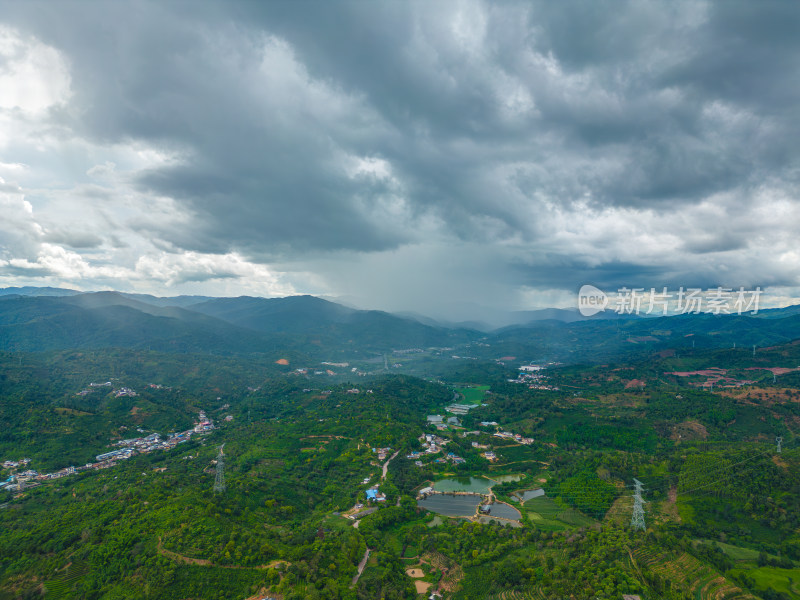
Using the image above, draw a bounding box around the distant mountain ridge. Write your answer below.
[0,289,476,355]
[0,286,82,297]
[2,287,800,363]
[0,293,274,355]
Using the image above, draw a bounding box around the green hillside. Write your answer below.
[2,305,800,599]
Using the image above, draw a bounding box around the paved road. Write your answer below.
[351,548,371,588]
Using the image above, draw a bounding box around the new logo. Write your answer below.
[578,284,608,316]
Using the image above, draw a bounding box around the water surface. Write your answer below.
[484,503,521,520]
[513,488,545,503]
[418,494,481,517]
[433,477,492,494]
[490,474,522,483]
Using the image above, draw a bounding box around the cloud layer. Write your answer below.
[1,1,799,314]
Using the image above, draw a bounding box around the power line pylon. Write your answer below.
[213,444,226,494]
[776,437,782,454]
[631,478,646,532]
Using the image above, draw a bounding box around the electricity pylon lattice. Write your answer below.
[631,478,646,532]
[776,437,783,454]
[213,444,226,494]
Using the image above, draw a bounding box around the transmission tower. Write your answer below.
[631,478,646,532]
[213,444,226,494]
[776,437,783,454]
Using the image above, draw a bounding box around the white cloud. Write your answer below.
[0,26,71,114]
[86,161,116,178]
[134,251,295,295]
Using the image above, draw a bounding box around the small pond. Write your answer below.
[483,503,521,520]
[513,488,545,503]
[417,494,481,517]
[489,474,522,483]
[432,477,492,494]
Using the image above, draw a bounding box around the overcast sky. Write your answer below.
[1,1,799,318]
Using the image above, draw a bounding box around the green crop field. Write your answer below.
[522,496,595,531]
[730,566,800,598]
[456,385,490,404]
[697,540,780,563]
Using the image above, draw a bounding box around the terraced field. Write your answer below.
[487,590,547,600]
[633,548,757,600]
[44,561,89,600]
[523,496,596,530]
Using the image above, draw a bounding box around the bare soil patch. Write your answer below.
[671,420,708,442]
[415,581,431,593]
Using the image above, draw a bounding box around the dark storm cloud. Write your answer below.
[2,0,800,304]
[231,1,800,211]
[512,257,672,292]
[11,0,415,255]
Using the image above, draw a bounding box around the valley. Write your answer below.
[1,292,799,599]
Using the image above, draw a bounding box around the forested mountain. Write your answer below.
[4,289,800,365]
[0,292,478,356]
[187,295,474,348]
[0,286,82,297]
[485,311,800,363]
[0,294,274,354]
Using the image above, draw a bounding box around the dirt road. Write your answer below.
[351,548,371,588]
[381,450,400,480]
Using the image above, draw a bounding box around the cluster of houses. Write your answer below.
[365,486,386,502]
[403,416,536,471]
[373,446,392,461]
[194,411,215,433]
[491,430,534,444]
[2,458,31,469]
[448,434,501,461]
[435,451,466,465]
[478,421,533,445]
[507,364,560,390]
[1,411,216,494]
[293,365,369,377]
[406,433,456,468]
[77,381,148,397]
[421,433,448,453]
[1,460,86,492]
